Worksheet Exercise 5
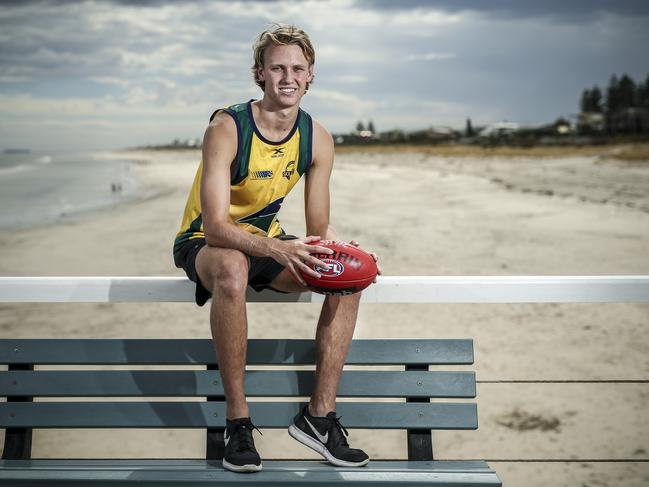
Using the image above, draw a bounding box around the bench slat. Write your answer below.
[0,370,476,398]
[0,339,474,365]
[0,459,502,486]
[0,401,478,429]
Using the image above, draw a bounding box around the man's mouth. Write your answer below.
[279,87,297,94]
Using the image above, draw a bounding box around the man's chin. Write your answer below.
[267,91,303,107]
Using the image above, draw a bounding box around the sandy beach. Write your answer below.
[1,146,648,486]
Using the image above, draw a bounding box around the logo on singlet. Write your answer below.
[251,170,274,180]
[272,147,285,158]
[282,161,296,180]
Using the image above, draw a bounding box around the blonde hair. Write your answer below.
[251,24,315,91]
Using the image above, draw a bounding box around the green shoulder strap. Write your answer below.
[297,108,313,176]
[220,102,254,185]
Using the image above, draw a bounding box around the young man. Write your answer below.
[173,25,378,473]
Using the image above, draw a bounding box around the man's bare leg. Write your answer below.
[195,246,250,420]
[309,293,361,416]
[273,269,368,466]
[270,270,361,416]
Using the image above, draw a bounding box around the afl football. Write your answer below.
[300,240,378,295]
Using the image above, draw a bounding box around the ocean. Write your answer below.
[0,151,139,230]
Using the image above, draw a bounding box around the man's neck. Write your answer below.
[252,98,300,140]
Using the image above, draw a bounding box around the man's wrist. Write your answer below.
[324,226,337,241]
[265,237,282,260]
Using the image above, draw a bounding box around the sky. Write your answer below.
[0,0,648,151]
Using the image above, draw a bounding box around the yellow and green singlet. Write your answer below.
[173,100,313,259]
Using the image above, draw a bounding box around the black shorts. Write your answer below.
[173,235,297,306]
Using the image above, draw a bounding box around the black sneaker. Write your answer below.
[222,417,263,472]
[288,404,369,467]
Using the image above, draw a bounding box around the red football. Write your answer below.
[300,240,378,295]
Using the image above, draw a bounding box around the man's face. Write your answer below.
[257,43,314,108]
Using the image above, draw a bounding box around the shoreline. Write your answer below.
[3,143,647,234]
[0,151,151,232]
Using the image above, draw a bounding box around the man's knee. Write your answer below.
[331,291,362,304]
[269,268,306,293]
[196,247,249,297]
[322,290,362,312]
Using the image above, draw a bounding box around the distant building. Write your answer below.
[577,112,605,134]
[609,107,649,134]
[378,129,407,143]
[409,126,459,143]
[478,121,519,138]
[554,117,572,135]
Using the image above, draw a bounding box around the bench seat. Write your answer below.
[1,338,501,486]
[0,459,501,486]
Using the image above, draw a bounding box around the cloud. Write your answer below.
[89,77,136,89]
[354,0,649,22]
[330,74,368,84]
[1,0,648,150]
[0,78,254,118]
[307,88,377,113]
[404,52,456,62]
[0,74,29,83]
[0,1,247,81]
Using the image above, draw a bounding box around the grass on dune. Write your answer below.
[334,142,649,161]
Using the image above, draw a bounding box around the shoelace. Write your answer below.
[230,421,263,452]
[329,415,350,448]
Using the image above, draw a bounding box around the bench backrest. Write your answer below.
[0,338,476,461]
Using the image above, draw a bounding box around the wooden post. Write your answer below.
[2,363,34,460]
[206,363,225,460]
[406,363,433,460]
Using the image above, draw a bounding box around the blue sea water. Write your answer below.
[0,151,139,230]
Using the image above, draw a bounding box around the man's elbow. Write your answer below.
[203,220,229,247]
[307,222,334,239]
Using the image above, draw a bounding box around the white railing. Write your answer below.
[0,276,648,303]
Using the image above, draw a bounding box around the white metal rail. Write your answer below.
[0,276,648,303]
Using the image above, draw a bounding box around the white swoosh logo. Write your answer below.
[304,416,328,444]
[224,431,230,447]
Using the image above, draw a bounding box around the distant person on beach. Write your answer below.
[173,24,379,473]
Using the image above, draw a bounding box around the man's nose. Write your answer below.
[282,69,295,82]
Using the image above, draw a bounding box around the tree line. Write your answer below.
[356,120,376,133]
[581,73,649,113]
[580,73,649,134]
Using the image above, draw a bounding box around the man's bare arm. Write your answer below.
[200,112,270,256]
[305,121,336,239]
[305,120,381,279]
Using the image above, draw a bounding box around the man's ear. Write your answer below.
[307,65,314,83]
[257,66,265,82]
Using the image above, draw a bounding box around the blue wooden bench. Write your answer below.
[0,337,501,485]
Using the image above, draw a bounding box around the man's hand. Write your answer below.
[350,240,382,283]
[270,236,334,286]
